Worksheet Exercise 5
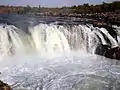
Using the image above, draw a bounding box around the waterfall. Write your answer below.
[0,23,119,56]
[0,23,120,90]
[0,24,24,56]
[29,24,70,54]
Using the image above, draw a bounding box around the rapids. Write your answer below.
[0,23,120,90]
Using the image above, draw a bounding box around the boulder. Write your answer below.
[0,80,12,90]
[95,44,110,56]
[105,47,120,59]
[95,44,120,60]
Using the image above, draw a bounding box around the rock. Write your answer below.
[104,47,117,59]
[92,22,118,42]
[95,44,120,60]
[105,26,118,42]
[0,80,12,90]
[105,47,120,59]
[95,44,110,56]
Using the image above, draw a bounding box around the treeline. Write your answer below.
[0,1,120,15]
[70,1,120,14]
[22,1,120,15]
[22,5,40,14]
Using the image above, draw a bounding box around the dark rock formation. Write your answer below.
[93,23,118,42]
[105,47,120,59]
[0,80,12,90]
[105,26,118,42]
[95,44,110,56]
[95,44,120,60]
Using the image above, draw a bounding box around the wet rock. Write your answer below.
[93,24,118,41]
[93,21,107,27]
[0,80,12,90]
[95,44,110,56]
[105,47,120,59]
[95,44,120,60]
[105,26,118,42]
[104,47,117,59]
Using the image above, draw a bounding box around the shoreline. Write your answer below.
[0,12,120,27]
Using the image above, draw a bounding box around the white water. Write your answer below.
[0,23,120,90]
[113,25,120,45]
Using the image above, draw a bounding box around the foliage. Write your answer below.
[70,1,120,14]
[0,1,120,15]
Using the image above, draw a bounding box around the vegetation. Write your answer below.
[70,1,120,14]
[23,1,120,14]
[0,1,120,15]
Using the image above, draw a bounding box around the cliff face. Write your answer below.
[0,8,9,14]
[0,6,24,14]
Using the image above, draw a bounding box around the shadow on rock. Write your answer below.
[95,44,120,60]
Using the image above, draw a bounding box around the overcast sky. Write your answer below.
[0,0,117,7]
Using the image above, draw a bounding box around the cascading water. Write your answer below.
[0,24,25,56]
[0,23,120,90]
[29,24,70,54]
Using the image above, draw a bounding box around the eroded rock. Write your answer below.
[95,44,120,60]
[0,80,12,90]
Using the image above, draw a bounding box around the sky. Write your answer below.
[0,0,117,7]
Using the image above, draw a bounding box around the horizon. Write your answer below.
[0,0,117,7]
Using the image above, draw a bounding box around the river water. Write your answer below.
[0,14,120,90]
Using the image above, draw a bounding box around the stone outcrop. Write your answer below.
[95,44,120,60]
[0,80,12,90]
[95,44,110,56]
[105,47,120,59]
